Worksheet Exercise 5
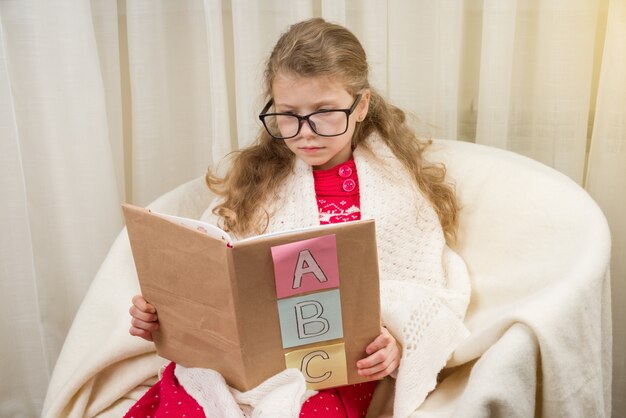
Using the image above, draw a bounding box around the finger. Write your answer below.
[365,330,394,355]
[357,345,398,376]
[131,317,160,333]
[358,358,390,376]
[129,326,154,342]
[132,294,156,314]
[364,360,399,380]
[357,349,386,369]
[358,336,400,370]
[129,305,158,323]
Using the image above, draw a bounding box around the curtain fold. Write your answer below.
[586,1,626,415]
[387,0,463,140]
[0,1,623,416]
[202,0,234,165]
[0,13,50,417]
[124,0,215,205]
[0,0,123,415]
[475,0,517,147]
[476,0,600,183]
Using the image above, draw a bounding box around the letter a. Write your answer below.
[292,249,328,289]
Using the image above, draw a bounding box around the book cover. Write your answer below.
[122,203,381,391]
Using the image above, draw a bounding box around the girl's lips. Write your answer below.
[300,146,323,153]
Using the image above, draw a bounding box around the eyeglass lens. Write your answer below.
[265,111,348,139]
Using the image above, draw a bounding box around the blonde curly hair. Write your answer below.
[207,18,458,244]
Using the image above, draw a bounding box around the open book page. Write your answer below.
[154,212,233,243]
[152,209,360,245]
[236,222,343,243]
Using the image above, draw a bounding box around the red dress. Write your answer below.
[125,159,377,418]
[299,160,378,417]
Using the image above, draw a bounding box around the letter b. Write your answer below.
[277,289,343,348]
[294,301,329,339]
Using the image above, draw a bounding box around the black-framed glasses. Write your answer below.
[258,94,362,140]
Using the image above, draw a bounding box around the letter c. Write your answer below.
[300,350,332,383]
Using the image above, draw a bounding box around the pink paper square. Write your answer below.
[271,234,340,299]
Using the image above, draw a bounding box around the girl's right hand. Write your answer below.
[129,294,159,341]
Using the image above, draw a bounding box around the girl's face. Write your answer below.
[271,73,370,170]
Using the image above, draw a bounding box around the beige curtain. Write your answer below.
[0,0,623,416]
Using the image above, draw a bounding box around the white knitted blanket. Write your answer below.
[174,366,315,418]
[43,138,611,418]
[192,134,471,417]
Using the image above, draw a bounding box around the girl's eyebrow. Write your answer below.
[274,98,344,111]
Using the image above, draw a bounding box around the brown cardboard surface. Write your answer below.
[123,204,247,389]
[123,204,380,391]
[230,220,381,389]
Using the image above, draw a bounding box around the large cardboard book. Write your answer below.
[122,204,381,391]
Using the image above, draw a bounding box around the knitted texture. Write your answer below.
[176,366,314,418]
[265,134,471,416]
[312,158,361,224]
[201,133,471,417]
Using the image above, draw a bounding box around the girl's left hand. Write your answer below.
[356,327,401,379]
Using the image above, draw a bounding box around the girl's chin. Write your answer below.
[298,156,332,169]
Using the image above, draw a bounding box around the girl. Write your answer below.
[128,18,470,418]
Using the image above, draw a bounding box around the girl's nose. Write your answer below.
[298,119,316,139]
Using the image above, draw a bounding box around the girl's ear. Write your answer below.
[357,89,371,122]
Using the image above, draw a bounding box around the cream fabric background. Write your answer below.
[0,0,623,417]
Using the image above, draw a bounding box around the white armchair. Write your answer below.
[42,139,612,418]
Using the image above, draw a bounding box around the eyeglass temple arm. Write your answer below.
[349,94,362,113]
[259,99,274,119]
